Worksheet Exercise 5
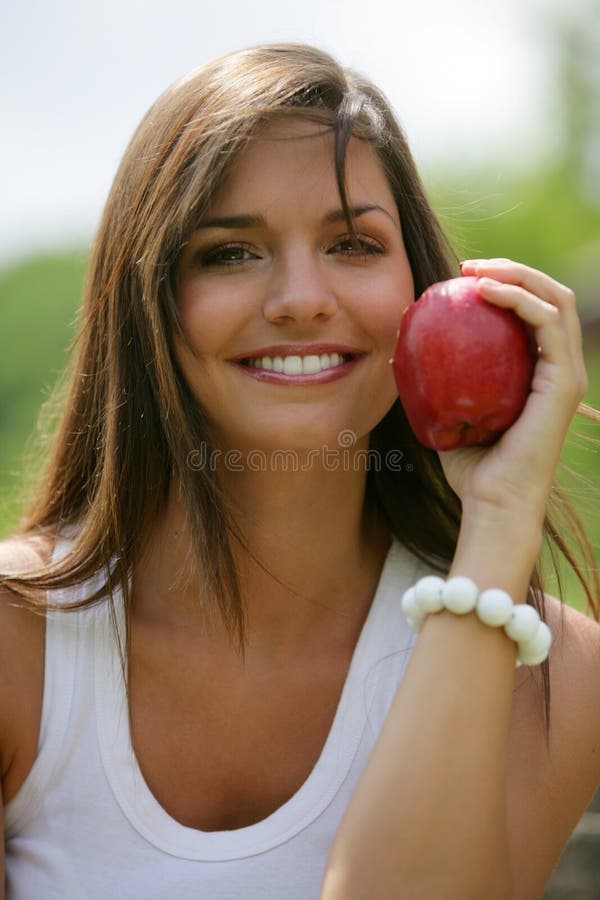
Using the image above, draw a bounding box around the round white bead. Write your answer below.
[401,587,426,633]
[401,586,420,619]
[504,604,540,642]
[442,576,479,615]
[414,576,445,614]
[476,589,513,627]
[517,645,549,666]
[400,576,552,666]
[517,621,552,665]
[523,620,553,655]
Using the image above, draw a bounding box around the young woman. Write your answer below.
[1,43,599,900]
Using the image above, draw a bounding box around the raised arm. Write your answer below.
[321,260,600,900]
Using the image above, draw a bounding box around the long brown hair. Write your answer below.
[3,44,598,721]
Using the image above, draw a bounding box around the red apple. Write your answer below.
[392,276,537,451]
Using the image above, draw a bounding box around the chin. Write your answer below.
[214,425,369,469]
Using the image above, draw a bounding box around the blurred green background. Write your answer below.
[1,12,598,612]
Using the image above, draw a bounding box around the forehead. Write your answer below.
[207,117,397,220]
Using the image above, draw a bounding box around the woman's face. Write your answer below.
[176,118,414,456]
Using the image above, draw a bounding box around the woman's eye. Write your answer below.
[330,236,384,258]
[200,244,257,267]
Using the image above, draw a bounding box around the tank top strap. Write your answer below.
[3,535,97,836]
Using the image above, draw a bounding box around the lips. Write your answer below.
[230,353,363,384]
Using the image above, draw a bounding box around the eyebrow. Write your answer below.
[324,204,397,225]
[195,204,397,230]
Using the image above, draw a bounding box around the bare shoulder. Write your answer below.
[538,594,600,770]
[506,595,600,898]
[0,532,55,804]
[0,531,55,578]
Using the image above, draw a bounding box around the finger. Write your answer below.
[474,274,582,360]
[476,277,559,330]
[460,259,575,309]
[460,260,586,397]
[476,278,587,401]
[476,278,565,370]
[463,260,584,362]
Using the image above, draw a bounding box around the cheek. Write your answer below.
[364,273,414,349]
[176,285,241,357]
[177,285,213,350]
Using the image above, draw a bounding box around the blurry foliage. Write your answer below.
[0,253,86,531]
[427,0,600,323]
[429,160,599,312]
[0,6,598,611]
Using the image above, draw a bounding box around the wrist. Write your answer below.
[402,576,552,667]
[460,493,546,538]
[452,504,543,600]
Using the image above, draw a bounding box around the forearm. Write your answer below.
[321,514,542,900]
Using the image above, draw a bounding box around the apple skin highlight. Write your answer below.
[392,276,537,451]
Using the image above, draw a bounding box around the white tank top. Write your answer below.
[4,536,424,899]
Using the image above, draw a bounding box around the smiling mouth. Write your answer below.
[237,351,356,375]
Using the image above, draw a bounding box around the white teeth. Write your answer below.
[302,355,322,374]
[283,356,303,375]
[246,352,349,373]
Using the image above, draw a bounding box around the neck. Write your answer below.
[133,456,391,660]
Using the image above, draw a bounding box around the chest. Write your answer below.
[128,636,351,832]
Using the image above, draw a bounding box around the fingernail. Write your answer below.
[461,259,483,269]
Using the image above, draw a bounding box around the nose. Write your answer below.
[262,250,339,324]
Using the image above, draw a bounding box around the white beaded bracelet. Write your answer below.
[401,576,552,667]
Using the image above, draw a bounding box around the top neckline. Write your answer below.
[94,537,418,861]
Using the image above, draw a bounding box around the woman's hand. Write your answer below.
[438,259,588,526]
